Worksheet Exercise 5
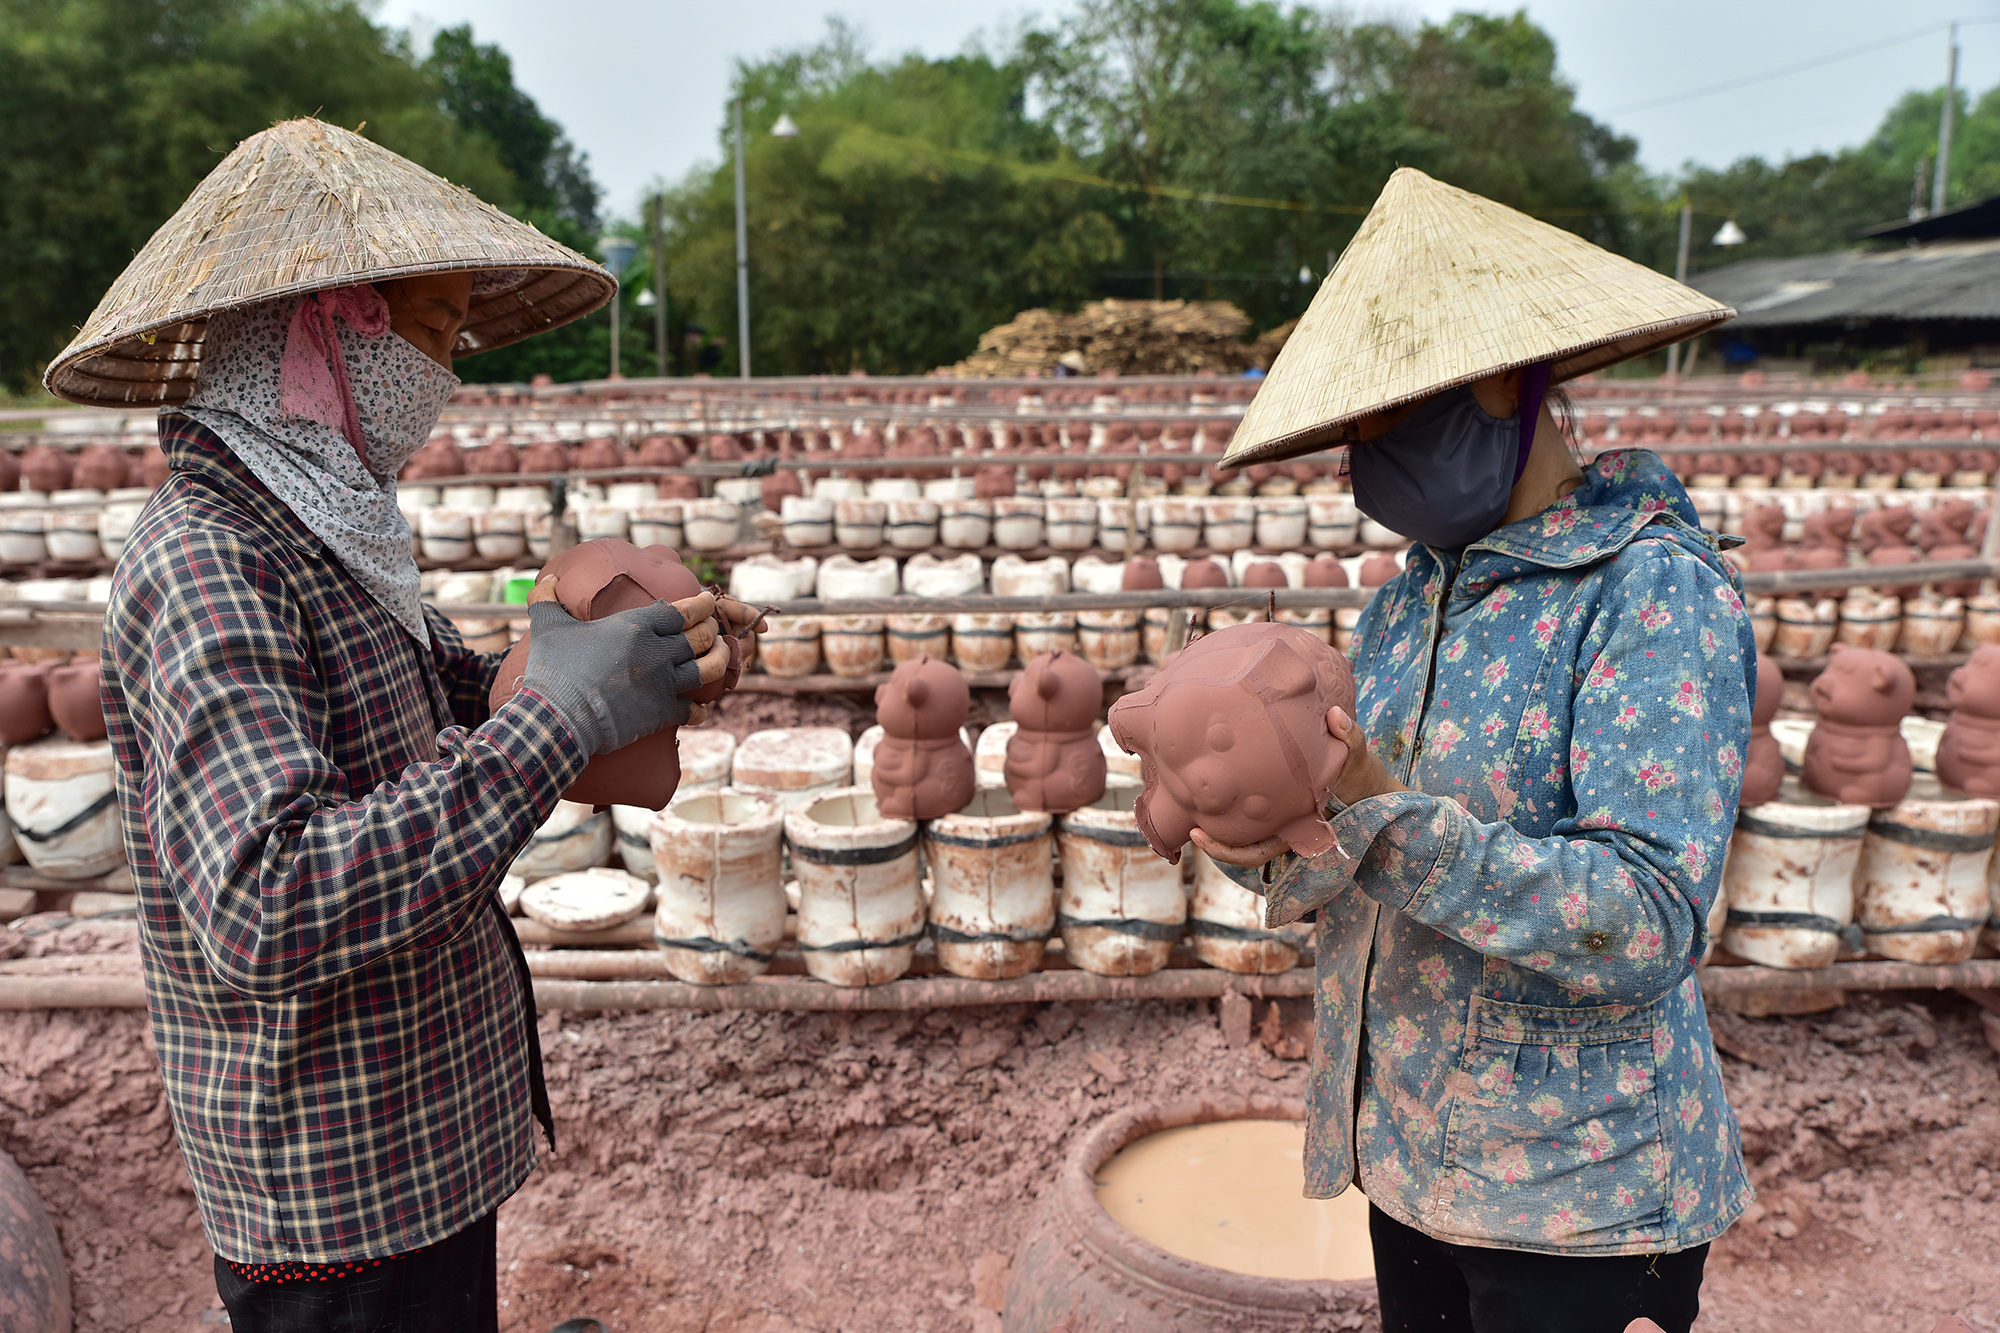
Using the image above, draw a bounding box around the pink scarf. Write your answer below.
[279,286,390,464]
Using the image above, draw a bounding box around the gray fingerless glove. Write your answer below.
[522,600,705,756]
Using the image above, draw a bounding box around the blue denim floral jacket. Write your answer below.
[1220,449,1754,1256]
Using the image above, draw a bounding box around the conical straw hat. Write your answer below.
[1224,168,1733,468]
[44,118,615,407]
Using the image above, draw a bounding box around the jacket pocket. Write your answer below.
[1436,994,1667,1247]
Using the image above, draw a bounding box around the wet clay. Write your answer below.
[490,540,742,809]
[46,661,106,744]
[1936,643,2000,797]
[1108,622,1355,864]
[1742,653,1785,808]
[870,655,976,820]
[1004,652,1107,815]
[1094,1120,1374,1283]
[1800,645,1915,808]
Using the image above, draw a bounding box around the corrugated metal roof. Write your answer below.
[1690,239,2000,327]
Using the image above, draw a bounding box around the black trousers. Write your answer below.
[1371,1205,1708,1333]
[213,1211,496,1333]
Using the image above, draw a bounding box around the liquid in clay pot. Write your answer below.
[1107,622,1356,864]
[489,539,742,809]
[1004,652,1107,815]
[46,659,106,743]
[1740,653,1785,808]
[870,655,976,821]
[1935,643,2000,796]
[1799,645,1915,808]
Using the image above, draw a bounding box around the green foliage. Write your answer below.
[0,0,601,392]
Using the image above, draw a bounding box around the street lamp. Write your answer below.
[599,234,637,381]
[733,103,802,378]
[1712,220,1748,247]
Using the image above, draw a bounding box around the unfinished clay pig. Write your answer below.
[1358,553,1402,587]
[1739,505,1794,572]
[871,655,975,820]
[73,444,130,492]
[464,442,520,474]
[137,444,170,489]
[1920,499,1981,596]
[1122,557,1164,592]
[46,659,106,743]
[1741,653,1785,808]
[575,438,625,472]
[1799,645,1914,808]
[1936,643,2000,797]
[1181,559,1229,590]
[399,437,464,480]
[1107,622,1356,864]
[20,445,71,494]
[1243,562,1289,589]
[518,441,574,474]
[1304,554,1349,588]
[490,540,743,809]
[1797,509,1854,572]
[1858,506,1921,597]
[1004,651,1107,814]
[0,662,52,745]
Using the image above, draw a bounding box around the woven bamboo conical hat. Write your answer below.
[1224,168,1733,468]
[44,118,615,407]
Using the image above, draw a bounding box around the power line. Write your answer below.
[1603,18,1998,117]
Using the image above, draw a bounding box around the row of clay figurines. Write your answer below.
[1735,501,1984,597]
[1755,642,2000,809]
[0,657,109,747]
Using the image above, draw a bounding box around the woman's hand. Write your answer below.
[1189,707,1406,866]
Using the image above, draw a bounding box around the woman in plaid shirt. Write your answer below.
[51,121,737,1333]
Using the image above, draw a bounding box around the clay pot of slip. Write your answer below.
[1799,645,1914,809]
[46,659,106,743]
[869,655,976,821]
[1004,652,1108,815]
[1935,644,2000,797]
[1002,1096,1375,1333]
[20,445,71,494]
[489,540,743,810]
[1108,622,1355,865]
[1741,653,1785,808]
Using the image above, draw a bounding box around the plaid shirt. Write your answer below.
[101,414,587,1265]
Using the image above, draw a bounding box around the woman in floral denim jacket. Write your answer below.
[1193,170,1750,1333]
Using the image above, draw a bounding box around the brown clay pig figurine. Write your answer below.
[1740,653,1785,808]
[0,661,52,745]
[870,655,975,820]
[1004,651,1107,814]
[1107,622,1356,864]
[1935,643,2000,797]
[1799,645,1914,808]
[489,540,743,809]
[1121,557,1165,592]
[47,659,107,742]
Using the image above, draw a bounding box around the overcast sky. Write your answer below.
[374,0,2000,223]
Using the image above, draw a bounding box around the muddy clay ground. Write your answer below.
[3,913,1998,1333]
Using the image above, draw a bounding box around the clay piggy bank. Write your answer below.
[1108,622,1356,865]
[1936,643,2000,797]
[490,540,743,809]
[1797,509,1854,572]
[519,441,574,474]
[1920,500,1981,596]
[464,442,520,475]
[871,655,975,820]
[1004,651,1107,814]
[1739,505,1794,573]
[1799,645,1914,808]
[47,659,106,743]
[1740,653,1785,808]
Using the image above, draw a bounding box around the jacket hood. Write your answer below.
[1417,448,1738,597]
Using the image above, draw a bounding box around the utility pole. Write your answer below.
[1934,23,1960,215]
[1666,201,1693,378]
[733,96,752,379]
[649,194,669,377]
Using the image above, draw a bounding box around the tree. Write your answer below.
[423,24,600,232]
[0,0,601,393]
[659,24,1123,377]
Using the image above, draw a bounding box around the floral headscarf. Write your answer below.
[180,289,459,645]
